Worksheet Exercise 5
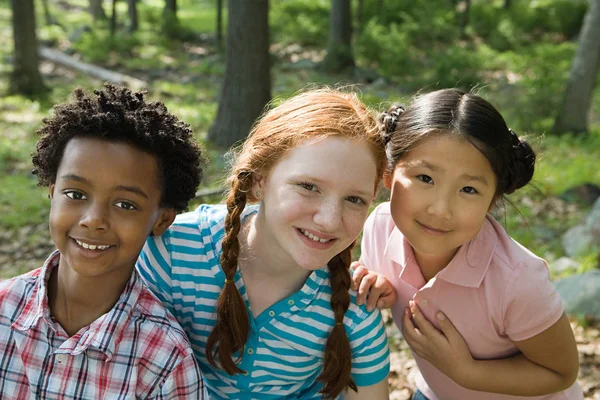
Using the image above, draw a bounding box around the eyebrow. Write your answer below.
[405,161,490,186]
[59,174,149,198]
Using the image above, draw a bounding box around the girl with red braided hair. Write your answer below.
[137,88,391,399]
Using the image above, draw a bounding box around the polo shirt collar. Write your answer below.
[384,216,498,288]
[12,250,142,360]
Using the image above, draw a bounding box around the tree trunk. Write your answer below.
[127,0,138,33]
[356,0,364,34]
[89,0,106,21]
[216,0,224,50]
[503,0,511,9]
[323,0,355,72]
[459,0,471,37]
[164,0,179,37]
[10,0,47,95]
[109,0,117,36]
[40,0,56,26]
[553,0,600,134]
[208,0,271,148]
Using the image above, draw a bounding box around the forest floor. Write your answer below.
[1,222,599,398]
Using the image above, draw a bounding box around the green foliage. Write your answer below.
[0,175,48,228]
[73,30,141,64]
[271,0,330,46]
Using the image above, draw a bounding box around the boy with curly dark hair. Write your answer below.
[0,83,206,399]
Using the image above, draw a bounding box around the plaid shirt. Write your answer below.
[0,251,205,400]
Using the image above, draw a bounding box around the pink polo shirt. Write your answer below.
[361,202,583,400]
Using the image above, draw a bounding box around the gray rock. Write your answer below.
[550,257,580,274]
[562,224,597,257]
[554,270,600,318]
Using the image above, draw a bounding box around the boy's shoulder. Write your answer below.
[125,279,194,354]
[0,267,44,318]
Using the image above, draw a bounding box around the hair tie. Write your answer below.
[224,279,233,284]
[382,105,405,145]
[336,322,344,326]
[508,128,520,147]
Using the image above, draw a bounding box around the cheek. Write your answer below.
[344,208,370,237]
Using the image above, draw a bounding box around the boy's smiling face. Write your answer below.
[49,137,175,282]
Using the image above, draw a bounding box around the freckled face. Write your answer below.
[253,136,379,272]
[385,135,497,268]
[49,137,174,282]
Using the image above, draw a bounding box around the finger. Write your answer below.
[366,276,391,310]
[402,307,424,345]
[357,273,377,306]
[409,300,443,341]
[375,278,397,309]
[350,264,368,291]
[435,311,460,342]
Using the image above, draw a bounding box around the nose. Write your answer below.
[313,198,342,232]
[426,194,452,220]
[79,203,109,231]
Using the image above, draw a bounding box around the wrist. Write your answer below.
[454,358,478,390]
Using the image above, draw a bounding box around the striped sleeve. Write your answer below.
[347,301,390,386]
[137,229,176,311]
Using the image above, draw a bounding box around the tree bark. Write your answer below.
[10,0,47,95]
[323,0,355,72]
[89,0,106,21]
[208,0,271,148]
[127,0,138,33]
[553,0,600,134]
[216,0,224,50]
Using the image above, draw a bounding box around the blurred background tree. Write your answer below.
[553,0,600,135]
[10,0,47,95]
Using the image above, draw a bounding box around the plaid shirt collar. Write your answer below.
[11,250,143,361]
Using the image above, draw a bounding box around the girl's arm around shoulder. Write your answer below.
[345,301,391,396]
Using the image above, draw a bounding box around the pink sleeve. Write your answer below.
[503,260,565,342]
[359,203,393,274]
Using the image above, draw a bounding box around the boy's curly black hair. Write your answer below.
[32,83,205,213]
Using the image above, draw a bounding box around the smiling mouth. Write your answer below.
[417,221,451,234]
[298,228,334,243]
[74,239,113,251]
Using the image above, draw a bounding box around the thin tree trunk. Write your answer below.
[503,0,511,10]
[10,0,47,95]
[127,0,138,33]
[40,0,55,25]
[89,0,106,21]
[323,0,355,72]
[109,0,117,36]
[459,0,471,37]
[356,0,364,34]
[216,0,224,50]
[164,0,178,37]
[208,0,271,148]
[553,0,600,134]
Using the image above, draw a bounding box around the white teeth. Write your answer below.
[75,240,111,251]
[299,229,331,243]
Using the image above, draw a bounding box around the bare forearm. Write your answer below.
[459,354,577,396]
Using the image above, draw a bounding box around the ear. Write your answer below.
[252,173,265,194]
[151,208,176,236]
[487,196,497,213]
[49,184,55,200]
[383,171,393,190]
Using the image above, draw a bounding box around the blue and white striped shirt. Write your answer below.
[137,204,390,399]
